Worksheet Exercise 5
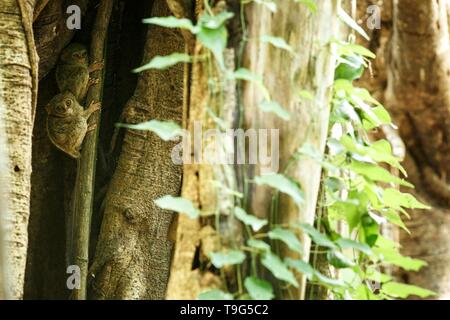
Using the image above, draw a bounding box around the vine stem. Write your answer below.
[71,0,113,300]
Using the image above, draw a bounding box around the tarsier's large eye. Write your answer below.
[65,99,72,107]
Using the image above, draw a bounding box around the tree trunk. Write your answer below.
[88,0,184,299]
[0,88,11,300]
[386,0,450,299]
[0,0,37,299]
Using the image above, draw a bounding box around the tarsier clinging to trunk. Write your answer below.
[46,43,103,158]
[46,91,100,158]
[56,43,103,102]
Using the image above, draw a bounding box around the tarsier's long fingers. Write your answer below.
[88,61,104,73]
[89,101,101,111]
[88,77,100,87]
[87,123,97,132]
[85,101,101,117]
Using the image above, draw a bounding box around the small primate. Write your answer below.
[56,43,103,102]
[46,91,100,158]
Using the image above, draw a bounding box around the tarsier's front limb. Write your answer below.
[87,123,97,132]
[84,101,101,118]
[87,61,104,91]
[88,61,104,73]
[88,77,100,87]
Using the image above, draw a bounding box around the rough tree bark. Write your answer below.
[386,0,450,299]
[88,0,184,299]
[0,93,11,299]
[0,0,37,299]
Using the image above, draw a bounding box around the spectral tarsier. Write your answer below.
[46,91,101,158]
[46,43,103,158]
[56,43,103,102]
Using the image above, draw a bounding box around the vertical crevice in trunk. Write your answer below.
[24,75,68,299]
[25,0,90,300]
[167,1,244,299]
[167,46,241,299]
